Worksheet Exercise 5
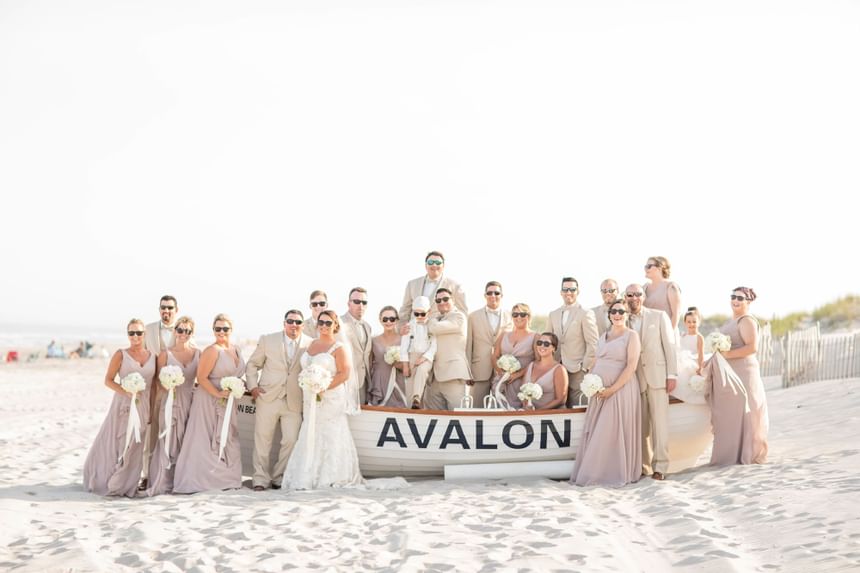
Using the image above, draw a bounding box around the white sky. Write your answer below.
[1,0,858,340]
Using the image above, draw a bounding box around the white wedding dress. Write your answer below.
[672,333,707,405]
[282,341,364,490]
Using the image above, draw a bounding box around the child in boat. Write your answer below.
[400,296,437,409]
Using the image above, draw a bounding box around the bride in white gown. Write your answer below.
[282,310,363,490]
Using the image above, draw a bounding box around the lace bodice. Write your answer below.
[300,342,341,375]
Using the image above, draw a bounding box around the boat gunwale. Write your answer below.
[358,398,685,417]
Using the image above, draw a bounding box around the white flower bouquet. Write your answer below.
[159,365,185,393]
[118,372,146,463]
[121,372,146,401]
[384,346,401,365]
[705,332,732,354]
[689,374,707,395]
[217,376,246,461]
[497,354,522,379]
[298,364,333,402]
[157,365,186,467]
[580,373,604,399]
[517,382,543,407]
[221,376,246,401]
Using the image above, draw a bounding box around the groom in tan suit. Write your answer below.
[466,281,512,406]
[625,284,678,481]
[399,251,468,325]
[425,288,472,410]
[245,310,312,490]
[341,287,372,403]
[548,277,599,407]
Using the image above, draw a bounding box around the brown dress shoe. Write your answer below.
[411,398,421,410]
[651,472,666,481]
[253,485,266,491]
[271,483,282,490]
[138,478,148,491]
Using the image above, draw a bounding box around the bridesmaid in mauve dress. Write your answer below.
[368,306,407,407]
[494,303,536,409]
[145,316,200,496]
[643,256,682,333]
[571,299,642,487]
[518,332,568,410]
[707,287,769,465]
[83,319,155,497]
[173,314,246,493]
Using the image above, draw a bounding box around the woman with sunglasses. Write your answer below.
[145,316,199,496]
[517,332,568,410]
[707,287,769,465]
[174,314,246,493]
[491,303,536,409]
[571,299,642,486]
[83,318,155,497]
[643,256,682,332]
[368,306,408,407]
[282,310,363,489]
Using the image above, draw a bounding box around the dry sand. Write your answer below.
[1,359,859,572]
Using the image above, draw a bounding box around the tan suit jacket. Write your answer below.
[591,303,611,337]
[632,308,678,391]
[340,312,372,389]
[304,319,318,339]
[466,307,512,382]
[399,275,468,324]
[427,308,472,382]
[548,303,598,373]
[144,321,173,355]
[245,332,312,413]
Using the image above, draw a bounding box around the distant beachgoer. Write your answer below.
[46,340,65,359]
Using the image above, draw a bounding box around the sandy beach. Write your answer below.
[1,358,858,572]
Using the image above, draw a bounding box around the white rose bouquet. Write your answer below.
[217,376,246,461]
[517,382,543,408]
[689,374,707,395]
[157,365,186,467]
[158,365,185,393]
[298,364,333,402]
[580,373,604,399]
[485,354,522,410]
[705,332,732,354]
[118,372,146,463]
[384,346,401,366]
[120,372,146,402]
[221,376,246,400]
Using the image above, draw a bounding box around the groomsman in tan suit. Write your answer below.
[245,310,312,490]
[303,290,328,339]
[466,281,512,406]
[548,277,599,407]
[399,251,468,325]
[424,288,472,410]
[592,279,620,337]
[625,283,678,481]
[140,294,178,489]
[341,287,372,403]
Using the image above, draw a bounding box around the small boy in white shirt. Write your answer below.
[400,296,437,409]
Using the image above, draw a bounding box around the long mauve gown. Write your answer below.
[173,347,246,493]
[520,361,563,409]
[83,349,155,497]
[145,349,199,496]
[707,316,769,465]
[497,332,537,409]
[571,330,642,486]
[368,335,406,407]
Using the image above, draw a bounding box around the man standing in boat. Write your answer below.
[466,281,512,407]
[399,251,468,326]
[548,278,599,407]
[424,288,472,410]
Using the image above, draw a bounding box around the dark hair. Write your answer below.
[309,290,327,301]
[733,286,757,302]
[318,309,341,333]
[560,277,578,288]
[607,299,629,324]
[484,280,502,292]
[160,295,178,307]
[284,309,304,320]
[436,287,452,297]
[684,306,700,321]
[538,331,559,349]
[425,250,445,262]
[379,305,398,320]
[349,286,367,298]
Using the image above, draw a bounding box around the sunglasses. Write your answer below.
[600,288,617,294]
[381,316,397,323]
[284,319,303,325]
[310,301,327,308]
[561,287,577,293]
[730,295,749,301]
[609,308,626,315]
[317,319,334,327]
[644,263,658,270]
[175,327,192,335]
[512,312,529,318]
[535,340,553,348]
[351,299,368,306]
[426,259,443,266]
[160,305,175,311]
[435,297,450,304]
[128,331,144,337]
[414,312,427,318]
[485,291,501,296]
[625,292,643,298]
[213,326,231,333]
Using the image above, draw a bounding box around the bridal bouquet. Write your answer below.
[217,376,246,461]
[580,373,604,399]
[159,365,185,393]
[517,382,543,408]
[118,372,146,463]
[689,374,707,395]
[157,365,186,467]
[221,377,246,402]
[121,372,146,403]
[298,364,333,402]
[497,354,522,382]
[706,332,732,354]
[384,346,401,365]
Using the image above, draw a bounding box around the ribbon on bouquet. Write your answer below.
[118,392,143,463]
[484,372,513,410]
[303,393,319,473]
[384,368,408,407]
[706,352,751,414]
[158,388,176,468]
[218,393,236,461]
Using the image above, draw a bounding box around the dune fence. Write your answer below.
[759,323,860,387]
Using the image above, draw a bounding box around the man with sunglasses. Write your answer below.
[303,290,328,339]
[592,279,620,337]
[399,251,468,327]
[341,287,372,403]
[245,309,313,490]
[625,284,678,481]
[548,278,599,407]
[424,288,472,410]
[466,281,512,406]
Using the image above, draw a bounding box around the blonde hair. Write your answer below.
[649,256,671,278]
[176,315,195,332]
[512,303,531,315]
[212,313,233,329]
[127,318,145,329]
